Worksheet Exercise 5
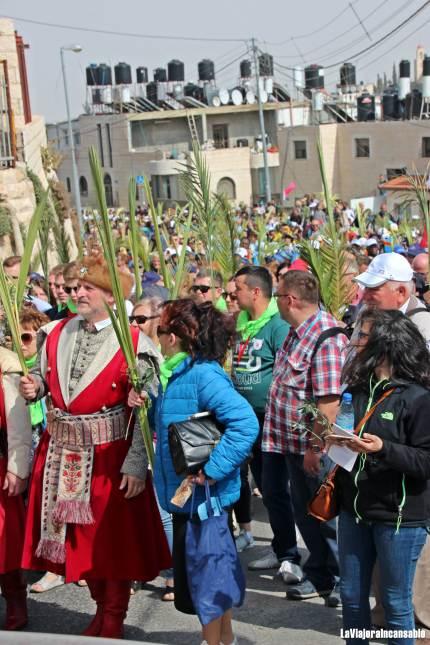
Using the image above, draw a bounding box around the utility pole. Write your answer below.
[251,38,272,204]
[60,45,84,238]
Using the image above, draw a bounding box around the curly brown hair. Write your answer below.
[19,308,50,331]
[161,298,235,364]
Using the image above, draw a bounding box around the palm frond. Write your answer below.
[143,180,173,293]
[17,189,49,306]
[128,177,142,301]
[171,205,194,300]
[405,164,430,282]
[0,265,27,373]
[213,193,238,280]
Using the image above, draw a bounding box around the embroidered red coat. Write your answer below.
[22,317,171,582]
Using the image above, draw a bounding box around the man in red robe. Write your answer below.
[0,346,32,630]
[20,255,171,639]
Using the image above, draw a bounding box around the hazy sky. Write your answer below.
[3,0,430,122]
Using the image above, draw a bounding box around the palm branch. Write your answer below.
[143,180,173,293]
[301,141,349,319]
[171,205,194,300]
[405,164,430,282]
[128,177,142,301]
[88,147,155,468]
[213,193,238,280]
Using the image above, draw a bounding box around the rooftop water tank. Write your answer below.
[168,59,185,82]
[86,64,99,86]
[340,62,356,87]
[399,59,411,100]
[259,53,274,77]
[114,62,132,85]
[184,83,205,102]
[405,89,423,118]
[98,63,112,86]
[154,68,167,82]
[382,91,400,120]
[198,59,215,82]
[357,93,375,121]
[240,59,252,79]
[305,65,324,90]
[136,67,148,84]
[422,57,430,98]
[293,66,304,90]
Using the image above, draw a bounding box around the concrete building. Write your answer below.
[0,18,49,257]
[48,99,430,212]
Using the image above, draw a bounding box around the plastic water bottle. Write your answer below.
[336,393,355,433]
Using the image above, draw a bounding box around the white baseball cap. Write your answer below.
[366,238,378,248]
[354,252,414,288]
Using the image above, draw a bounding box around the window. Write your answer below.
[386,167,407,180]
[79,176,88,197]
[105,123,113,167]
[213,124,229,149]
[217,177,236,199]
[104,173,113,207]
[294,140,307,160]
[355,138,370,158]
[97,124,105,166]
[62,129,69,147]
[422,137,430,157]
[74,132,81,146]
[66,177,71,192]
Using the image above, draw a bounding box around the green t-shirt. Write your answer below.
[232,312,289,415]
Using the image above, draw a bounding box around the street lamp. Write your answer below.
[60,44,84,237]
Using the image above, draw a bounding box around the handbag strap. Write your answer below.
[188,480,215,519]
[326,387,395,482]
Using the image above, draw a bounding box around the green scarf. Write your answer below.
[236,297,279,340]
[25,355,44,427]
[159,352,189,391]
[216,296,228,312]
[67,299,78,314]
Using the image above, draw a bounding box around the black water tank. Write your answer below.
[305,65,324,89]
[136,66,148,83]
[423,56,430,77]
[240,59,252,78]
[168,59,185,82]
[86,64,98,86]
[146,82,158,104]
[382,91,400,120]
[184,83,205,102]
[98,63,112,86]
[399,60,410,79]
[154,67,167,82]
[405,89,423,118]
[357,93,375,121]
[114,62,132,85]
[259,53,274,76]
[340,62,356,87]
[198,59,215,82]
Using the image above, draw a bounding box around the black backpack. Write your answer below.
[310,326,352,361]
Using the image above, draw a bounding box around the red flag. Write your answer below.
[283,181,297,199]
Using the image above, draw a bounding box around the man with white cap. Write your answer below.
[355,252,430,343]
[354,251,430,630]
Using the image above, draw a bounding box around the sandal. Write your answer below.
[30,572,65,593]
[161,585,175,602]
[76,579,88,587]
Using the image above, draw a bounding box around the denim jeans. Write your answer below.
[285,452,339,589]
[261,452,300,564]
[155,492,174,580]
[338,510,428,645]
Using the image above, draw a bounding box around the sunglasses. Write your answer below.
[64,285,78,295]
[129,314,160,325]
[222,292,238,301]
[190,284,211,294]
[21,331,36,345]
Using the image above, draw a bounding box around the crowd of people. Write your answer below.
[0,196,429,645]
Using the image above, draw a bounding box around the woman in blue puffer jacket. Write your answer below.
[129,298,259,645]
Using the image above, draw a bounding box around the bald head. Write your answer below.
[412,253,429,276]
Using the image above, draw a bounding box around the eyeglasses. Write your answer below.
[64,286,78,295]
[129,314,160,325]
[190,284,211,294]
[222,292,238,301]
[21,331,36,345]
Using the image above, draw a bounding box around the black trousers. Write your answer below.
[232,413,264,525]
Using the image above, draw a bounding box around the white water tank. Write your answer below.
[293,66,304,89]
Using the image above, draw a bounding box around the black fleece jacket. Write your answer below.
[335,380,430,526]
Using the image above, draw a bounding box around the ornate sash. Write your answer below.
[36,405,127,564]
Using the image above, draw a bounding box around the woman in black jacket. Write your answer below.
[329,309,430,645]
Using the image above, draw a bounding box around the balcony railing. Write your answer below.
[0,60,15,169]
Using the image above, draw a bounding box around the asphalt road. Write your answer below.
[1,498,429,644]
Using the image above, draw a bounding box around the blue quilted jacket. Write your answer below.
[153,356,259,514]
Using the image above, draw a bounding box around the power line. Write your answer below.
[3,14,247,43]
[276,0,430,71]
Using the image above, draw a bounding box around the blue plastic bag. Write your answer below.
[185,482,246,625]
